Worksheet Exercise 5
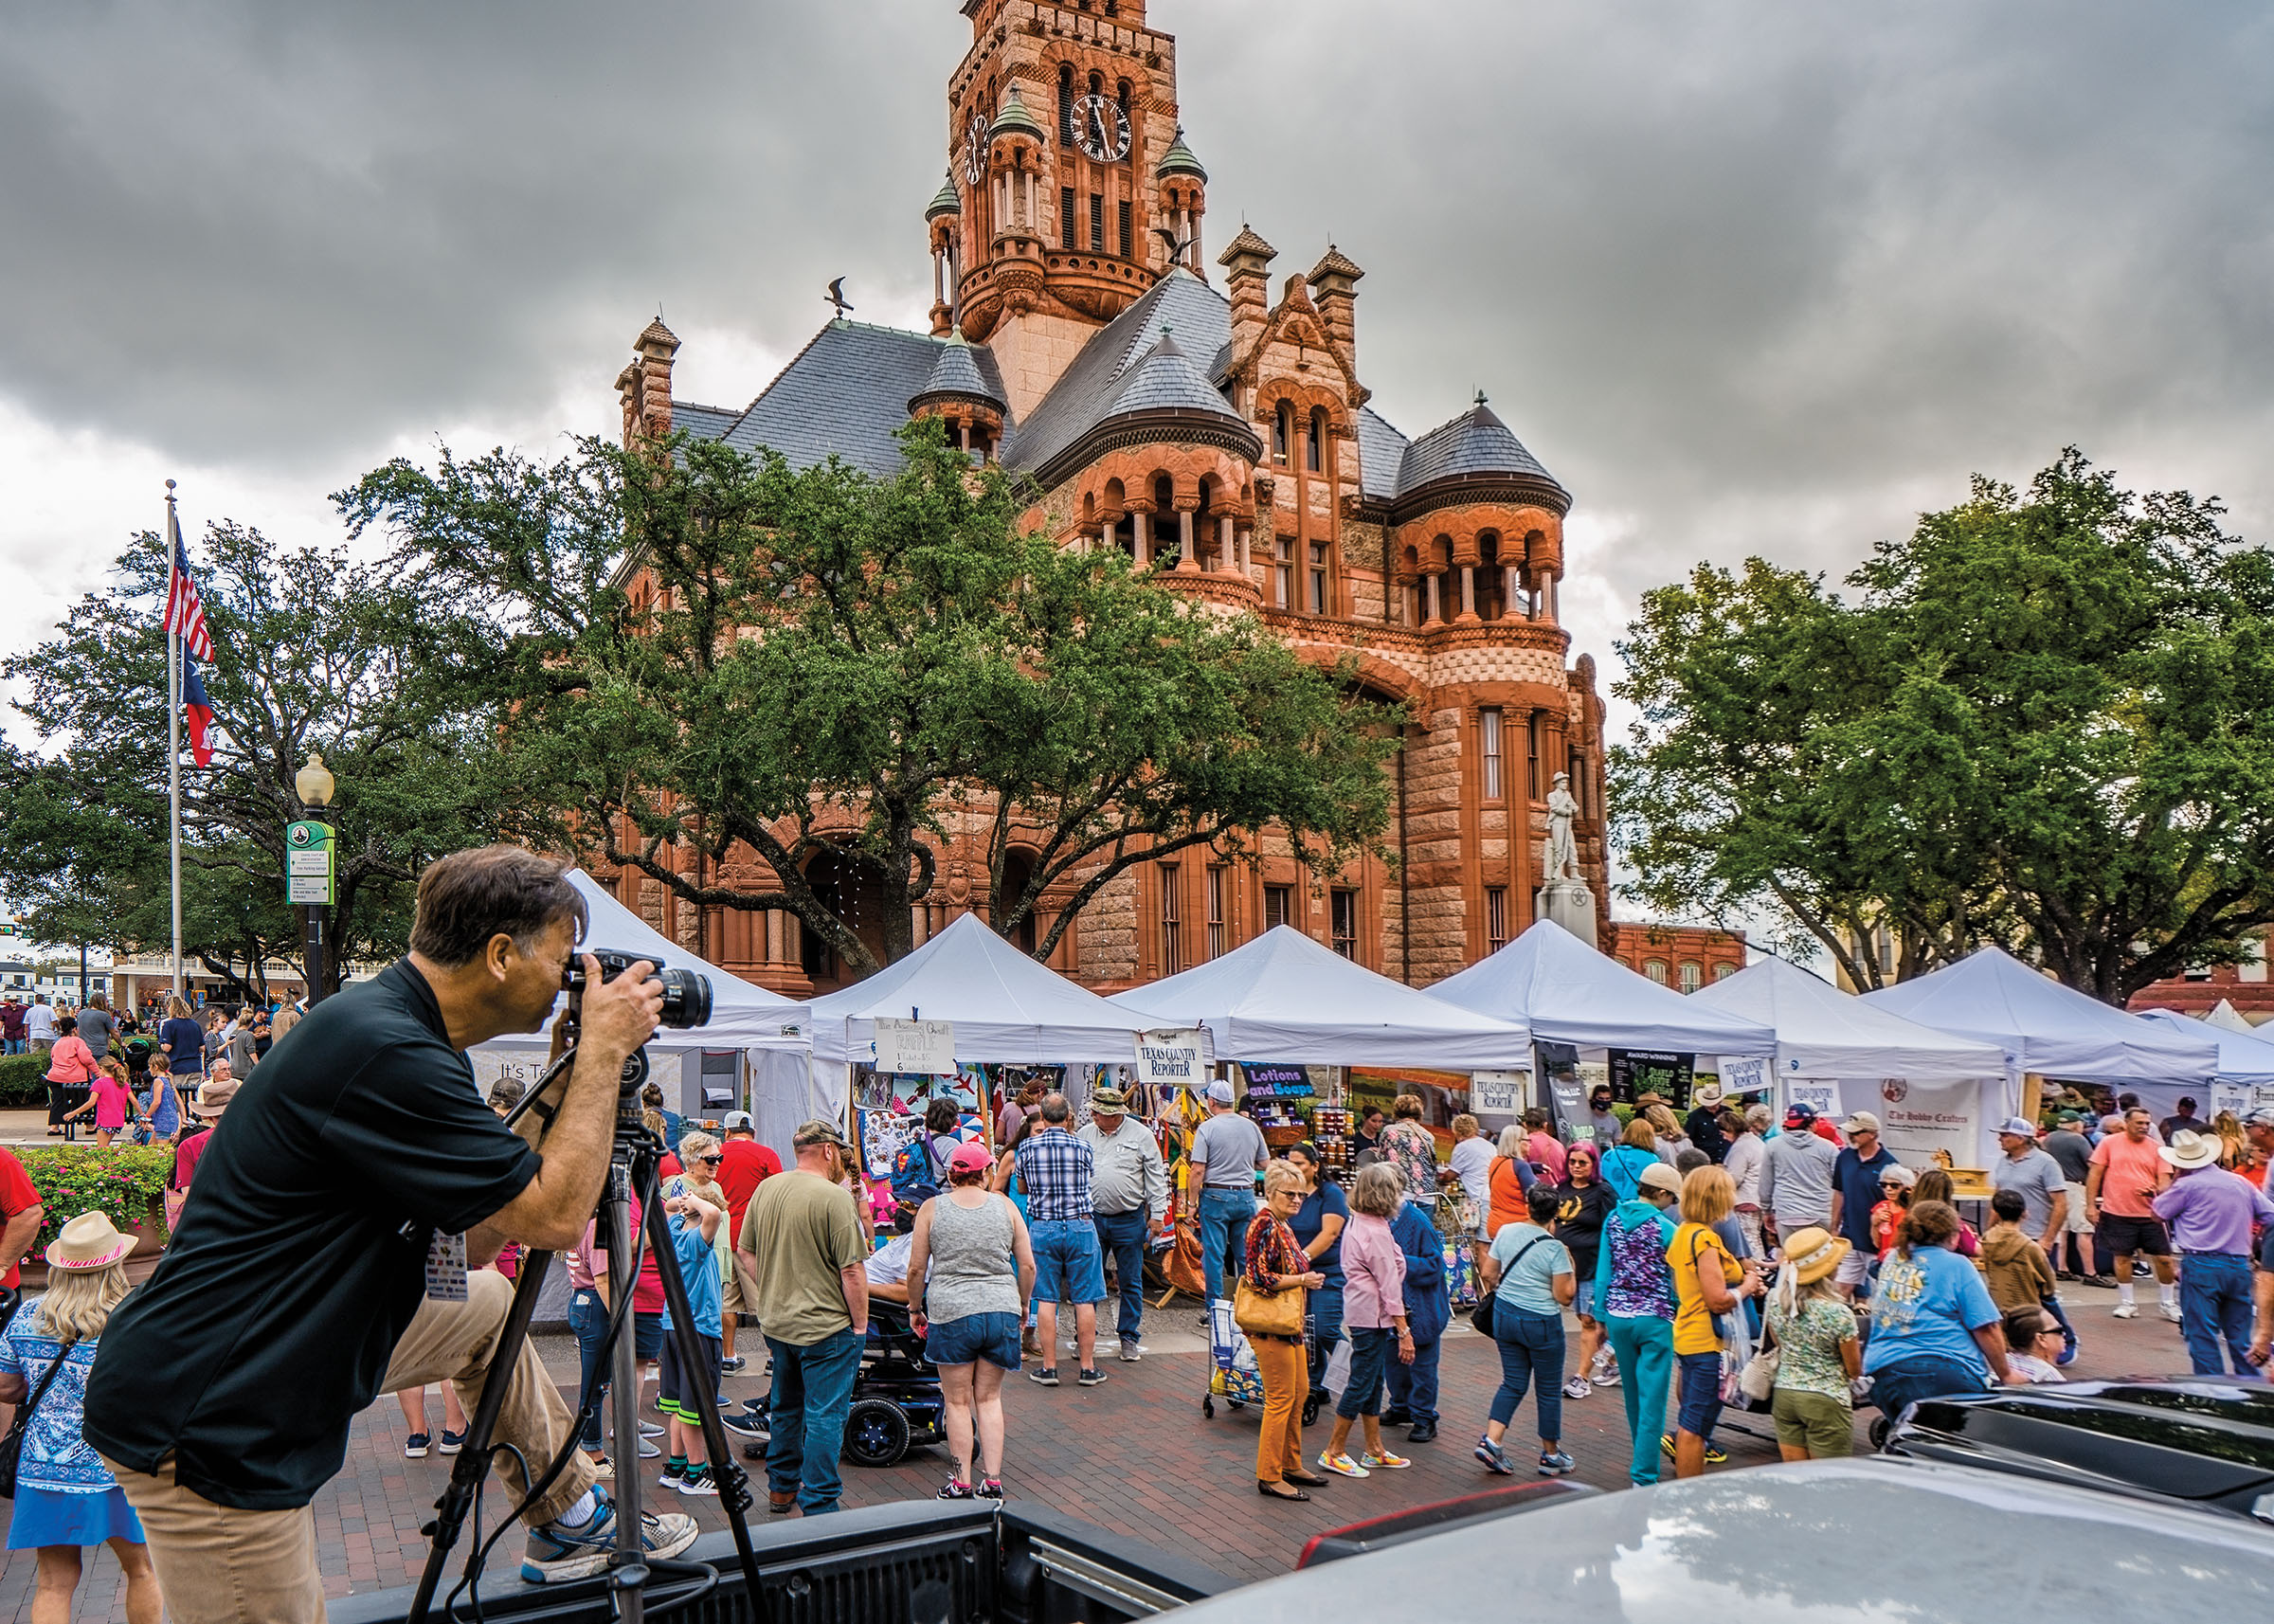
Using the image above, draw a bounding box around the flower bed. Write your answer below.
[8,1144,172,1259]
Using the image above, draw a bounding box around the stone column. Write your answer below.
[1132,510,1151,567]
[1177,507,1199,571]
[1425,572,1443,624]
[1460,565,1477,622]
[932,249,945,306]
[1217,514,1234,572]
[1102,517,1118,557]
[1236,522,1252,576]
[1502,565,1520,622]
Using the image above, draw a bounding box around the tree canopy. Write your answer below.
[1613,449,2274,1002]
[343,418,1400,974]
[0,520,520,996]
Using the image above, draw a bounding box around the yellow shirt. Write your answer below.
[1667,1221,1742,1357]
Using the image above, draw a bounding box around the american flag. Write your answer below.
[163,505,214,662]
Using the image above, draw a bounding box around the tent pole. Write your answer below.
[2020,1072,2043,1127]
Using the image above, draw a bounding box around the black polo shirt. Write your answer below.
[83,959,539,1509]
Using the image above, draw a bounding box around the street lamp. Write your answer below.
[295,752,336,1006]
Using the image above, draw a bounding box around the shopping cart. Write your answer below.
[1201,1296,1322,1424]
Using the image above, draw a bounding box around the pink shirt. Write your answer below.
[1526,1131,1568,1184]
[89,1073,135,1131]
[1338,1211,1408,1330]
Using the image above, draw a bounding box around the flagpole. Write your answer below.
[167,479,184,1001]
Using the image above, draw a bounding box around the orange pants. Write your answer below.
[1253,1335,1309,1485]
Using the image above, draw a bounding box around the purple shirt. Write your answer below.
[2152,1167,2274,1255]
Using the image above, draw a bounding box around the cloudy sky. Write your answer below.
[5,0,2270,749]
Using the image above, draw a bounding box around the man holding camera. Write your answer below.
[82,846,699,1622]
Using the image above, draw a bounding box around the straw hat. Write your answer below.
[46,1211,133,1272]
[1778,1226,1850,1287]
[195,1077,238,1117]
[2162,1129,2221,1172]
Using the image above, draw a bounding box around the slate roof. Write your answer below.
[1000,268,1237,478]
[1395,400,1561,500]
[1095,333,1247,424]
[688,320,1009,479]
[910,334,1004,412]
[673,402,742,442]
[1356,407,1410,505]
[1156,128,1207,182]
[926,173,962,220]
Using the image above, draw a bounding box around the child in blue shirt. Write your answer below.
[658,1191,725,1496]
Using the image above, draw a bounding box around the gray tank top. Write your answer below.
[924,1194,1022,1323]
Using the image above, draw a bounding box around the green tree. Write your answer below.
[0,520,518,993]
[343,418,1399,974]
[1614,450,2274,1002]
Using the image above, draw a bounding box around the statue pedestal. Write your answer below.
[1536,880,1598,949]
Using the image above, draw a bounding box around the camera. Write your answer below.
[563,948,715,1031]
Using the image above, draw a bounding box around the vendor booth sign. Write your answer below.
[1718,1056,1771,1100]
[872,1018,956,1076]
[1471,1070,1525,1117]
[1240,1062,1314,1099]
[1785,1080,1842,1122]
[1134,1028,1208,1091]
[1871,1077,1983,1164]
[1609,1049,1694,1109]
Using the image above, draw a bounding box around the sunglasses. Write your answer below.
[696,1154,723,1164]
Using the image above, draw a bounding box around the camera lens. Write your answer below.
[656,967,713,1030]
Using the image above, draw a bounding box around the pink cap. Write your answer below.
[948,1142,994,1176]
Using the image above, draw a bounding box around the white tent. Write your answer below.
[1862,947,2218,1084]
[2139,1007,2274,1085]
[1687,955,2008,1080]
[808,911,1154,1065]
[1430,920,1778,1056]
[1109,925,1531,1068]
[2207,1001,2261,1036]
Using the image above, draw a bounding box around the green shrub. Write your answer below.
[7,1146,173,1261]
[0,1054,47,1110]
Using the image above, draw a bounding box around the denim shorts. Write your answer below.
[1675,1349,1725,1435]
[1030,1219,1108,1302]
[926,1309,1022,1370]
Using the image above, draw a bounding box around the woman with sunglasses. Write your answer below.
[1549,1145,1619,1398]
[2002,1305,2067,1382]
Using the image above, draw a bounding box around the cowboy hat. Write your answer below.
[1778,1226,1850,1287]
[46,1211,133,1272]
[195,1077,238,1117]
[2161,1129,2222,1172]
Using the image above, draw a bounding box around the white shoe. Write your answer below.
[2160,1302,2183,1324]
[1591,1362,1621,1388]
[1561,1376,1592,1399]
[2113,1302,2138,1319]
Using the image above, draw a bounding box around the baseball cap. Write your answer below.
[948,1142,994,1177]
[1206,1079,1236,1105]
[722,1110,755,1131]
[1842,1110,1881,1135]
[1996,1116,2037,1139]
[791,1118,851,1150]
[1636,1163,1683,1196]
[2247,1109,2274,1129]
[1784,1103,1817,1126]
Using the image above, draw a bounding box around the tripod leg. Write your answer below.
[644,1190,767,1602]
[605,1161,651,1623]
[405,1250,555,1624]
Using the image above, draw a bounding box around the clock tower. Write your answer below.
[929,0,1209,418]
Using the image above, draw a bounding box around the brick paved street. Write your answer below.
[0,1280,2211,1620]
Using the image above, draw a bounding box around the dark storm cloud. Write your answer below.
[4,0,2270,612]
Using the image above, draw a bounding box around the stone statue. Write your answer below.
[1545,771,1580,882]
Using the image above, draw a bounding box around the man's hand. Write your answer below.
[574,956,664,1074]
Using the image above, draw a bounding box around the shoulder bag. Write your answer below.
[1471,1234,1549,1340]
[1234,1221,1308,1339]
[0,1333,81,1498]
[1738,1309,1780,1404]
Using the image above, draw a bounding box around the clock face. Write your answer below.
[1072,94,1132,162]
[964,110,990,184]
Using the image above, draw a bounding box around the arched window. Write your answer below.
[1680,962,1702,994]
[1272,402,1291,465]
[1645,960,1669,985]
[1058,63,1075,146]
[1306,408,1325,473]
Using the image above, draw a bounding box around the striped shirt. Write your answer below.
[1014,1128,1095,1223]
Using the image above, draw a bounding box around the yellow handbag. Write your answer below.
[1233,1278,1307,1339]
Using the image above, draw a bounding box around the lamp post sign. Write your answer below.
[286,820,335,906]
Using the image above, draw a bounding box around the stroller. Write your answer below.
[738,1302,946,1469]
[1200,1297,1322,1425]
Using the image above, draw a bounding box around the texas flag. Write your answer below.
[182,661,216,767]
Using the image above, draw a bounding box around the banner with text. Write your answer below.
[1868,1076,1989,1166]
[872,1018,957,1077]
[1134,1029,1209,1091]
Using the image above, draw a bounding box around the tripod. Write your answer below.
[407,1051,765,1623]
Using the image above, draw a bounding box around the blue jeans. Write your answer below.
[1307,1282,1345,1390]
[1336,1326,1396,1419]
[568,1298,662,1452]
[1093,1208,1149,1342]
[1383,1336,1441,1424]
[765,1327,864,1514]
[1605,1314,1675,1485]
[1198,1189,1254,1304]
[1867,1354,1986,1425]
[2179,1253,2256,1376]
[1489,1307,1566,1443]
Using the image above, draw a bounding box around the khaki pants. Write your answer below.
[105,1269,598,1624]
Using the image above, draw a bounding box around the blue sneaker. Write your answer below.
[521,1485,698,1584]
[1474,1435,1514,1476]
[1537,1450,1575,1477]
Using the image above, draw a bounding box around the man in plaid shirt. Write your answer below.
[1013,1093,1109,1387]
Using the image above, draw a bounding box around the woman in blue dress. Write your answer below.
[0,1211,161,1623]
